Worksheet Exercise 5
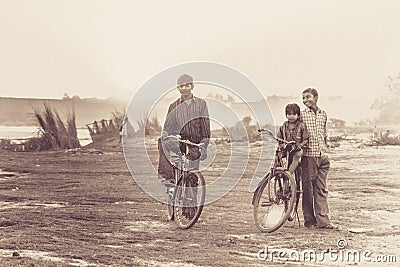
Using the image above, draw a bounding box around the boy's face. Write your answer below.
[286,112,299,123]
[302,92,318,109]
[177,83,194,97]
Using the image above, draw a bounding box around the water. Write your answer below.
[0,126,41,139]
[0,125,92,146]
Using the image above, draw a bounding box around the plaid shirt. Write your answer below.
[277,120,309,147]
[300,108,328,157]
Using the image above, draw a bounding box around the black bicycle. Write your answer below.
[253,129,302,232]
[164,135,206,229]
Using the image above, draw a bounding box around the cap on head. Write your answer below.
[177,74,193,86]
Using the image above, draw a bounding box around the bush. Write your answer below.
[29,103,80,151]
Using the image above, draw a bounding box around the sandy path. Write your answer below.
[0,140,399,266]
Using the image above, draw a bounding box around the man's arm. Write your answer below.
[323,111,328,146]
[200,100,211,147]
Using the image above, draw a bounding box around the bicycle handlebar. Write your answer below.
[258,129,296,145]
[164,135,205,148]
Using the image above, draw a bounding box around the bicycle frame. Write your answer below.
[170,136,202,185]
[172,143,191,202]
[252,129,294,204]
[253,129,302,231]
[258,128,296,174]
[164,135,206,229]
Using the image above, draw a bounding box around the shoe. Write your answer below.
[305,224,317,229]
[288,210,297,222]
[318,224,340,230]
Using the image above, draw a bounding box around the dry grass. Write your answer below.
[26,103,80,151]
[135,112,162,137]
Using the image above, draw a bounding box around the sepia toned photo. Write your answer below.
[1,1,399,266]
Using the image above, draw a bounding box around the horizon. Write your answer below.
[0,92,381,125]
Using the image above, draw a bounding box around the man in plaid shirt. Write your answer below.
[300,88,339,230]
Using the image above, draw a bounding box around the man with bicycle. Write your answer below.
[300,88,339,230]
[158,74,210,189]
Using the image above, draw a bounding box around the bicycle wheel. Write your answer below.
[166,166,180,221]
[173,171,206,229]
[166,187,175,221]
[253,170,296,232]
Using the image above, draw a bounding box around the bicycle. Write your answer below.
[252,128,302,233]
[163,135,206,229]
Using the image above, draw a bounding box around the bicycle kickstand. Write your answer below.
[292,209,301,228]
[295,210,301,228]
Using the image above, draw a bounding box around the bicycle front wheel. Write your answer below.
[253,170,296,233]
[174,171,206,229]
[166,188,174,221]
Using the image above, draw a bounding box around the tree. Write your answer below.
[370,73,400,125]
[328,118,346,128]
[242,116,252,127]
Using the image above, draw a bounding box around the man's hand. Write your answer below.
[161,131,168,139]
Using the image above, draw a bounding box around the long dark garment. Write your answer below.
[158,97,210,181]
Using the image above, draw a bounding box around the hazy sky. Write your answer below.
[1,1,400,121]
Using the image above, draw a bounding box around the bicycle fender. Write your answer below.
[251,173,270,206]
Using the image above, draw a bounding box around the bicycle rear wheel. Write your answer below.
[253,170,296,232]
[174,171,206,229]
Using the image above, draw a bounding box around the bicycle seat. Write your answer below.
[275,167,286,171]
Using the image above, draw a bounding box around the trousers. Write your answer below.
[288,149,303,174]
[301,155,331,227]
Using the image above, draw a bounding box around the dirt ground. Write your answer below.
[0,138,399,266]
